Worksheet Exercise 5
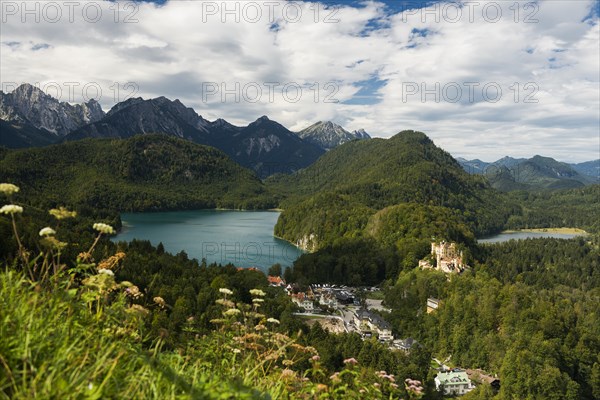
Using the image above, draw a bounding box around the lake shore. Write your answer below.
[502,228,587,235]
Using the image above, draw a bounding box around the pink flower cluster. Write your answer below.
[405,378,424,395]
[343,357,358,366]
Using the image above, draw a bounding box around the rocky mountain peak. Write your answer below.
[296,120,371,150]
[0,83,105,136]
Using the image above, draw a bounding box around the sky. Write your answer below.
[1,0,599,162]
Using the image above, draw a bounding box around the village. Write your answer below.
[267,241,499,397]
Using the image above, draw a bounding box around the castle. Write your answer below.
[419,241,467,274]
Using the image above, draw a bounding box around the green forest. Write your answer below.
[1,132,599,399]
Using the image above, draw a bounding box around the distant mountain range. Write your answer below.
[457,156,599,191]
[0,84,373,176]
[1,84,597,186]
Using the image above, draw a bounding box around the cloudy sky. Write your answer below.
[1,0,598,162]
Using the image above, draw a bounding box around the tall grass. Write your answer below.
[0,268,268,399]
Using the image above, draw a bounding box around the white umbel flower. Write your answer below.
[98,268,114,276]
[0,183,19,195]
[39,227,56,237]
[93,223,115,235]
[223,308,241,316]
[0,204,23,215]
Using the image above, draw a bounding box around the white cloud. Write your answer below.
[0,0,598,162]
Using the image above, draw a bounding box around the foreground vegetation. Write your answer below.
[0,184,427,399]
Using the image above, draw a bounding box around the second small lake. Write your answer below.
[478,230,585,244]
[114,210,303,273]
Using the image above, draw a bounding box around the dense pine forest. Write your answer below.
[1,133,599,399]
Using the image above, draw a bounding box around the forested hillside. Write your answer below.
[0,135,274,212]
[382,237,600,399]
[505,186,600,234]
[270,130,515,251]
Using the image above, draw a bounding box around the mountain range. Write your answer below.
[0,84,371,176]
[1,84,597,186]
[457,156,599,191]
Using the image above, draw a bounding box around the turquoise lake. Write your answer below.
[114,210,303,272]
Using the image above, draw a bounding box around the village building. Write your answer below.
[318,292,339,308]
[435,368,475,396]
[291,292,315,312]
[466,369,500,391]
[354,308,393,342]
[393,337,419,353]
[267,275,286,287]
[427,298,440,313]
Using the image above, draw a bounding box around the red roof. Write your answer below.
[268,275,285,285]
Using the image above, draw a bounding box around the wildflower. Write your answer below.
[93,223,115,235]
[125,286,143,299]
[223,308,241,317]
[232,349,241,354]
[153,296,166,308]
[373,383,380,388]
[0,183,19,195]
[249,288,266,297]
[343,357,358,365]
[219,288,233,296]
[98,254,125,271]
[281,369,296,379]
[49,207,77,220]
[216,298,235,308]
[0,204,23,215]
[252,298,264,303]
[390,383,399,389]
[330,372,341,383]
[98,268,114,276]
[311,355,320,362]
[316,384,328,392]
[39,227,56,237]
[126,304,150,317]
[77,252,93,263]
[266,317,280,324]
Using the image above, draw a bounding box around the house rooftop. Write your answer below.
[356,308,391,330]
[436,369,471,386]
